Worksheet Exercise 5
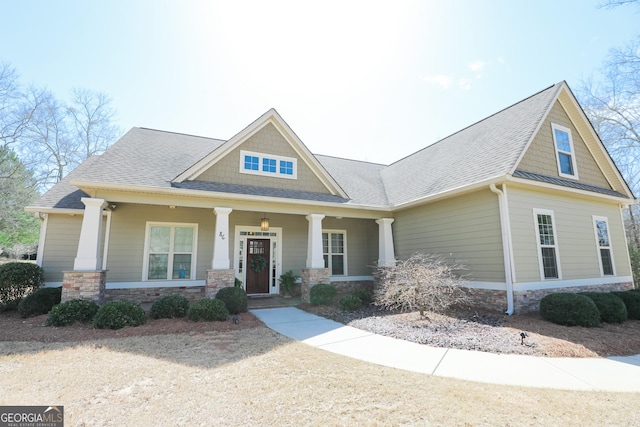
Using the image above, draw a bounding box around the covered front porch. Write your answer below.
[59,198,396,305]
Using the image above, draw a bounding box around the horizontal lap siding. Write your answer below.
[393,189,504,282]
[507,186,631,282]
[106,205,215,282]
[41,214,83,283]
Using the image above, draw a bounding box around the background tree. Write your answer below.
[578,2,640,284]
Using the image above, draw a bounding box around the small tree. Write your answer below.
[374,253,469,317]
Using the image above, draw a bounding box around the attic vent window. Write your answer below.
[240,150,297,179]
[551,123,578,180]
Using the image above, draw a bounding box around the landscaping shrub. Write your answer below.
[150,294,189,319]
[339,294,363,312]
[46,299,99,326]
[215,286,248,314]
[93,301,147,329]
[310,283,337,306]
[611,291,640,320]
[187,298,229,322]
[579,292,627,323]
[0,262,44,311]
[352,289,374,305]
[18,286,62,318]
[540,293,601,327]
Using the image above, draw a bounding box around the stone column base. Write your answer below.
[62,270,107,304]
[205,269,235,298]
[301,268,330,303]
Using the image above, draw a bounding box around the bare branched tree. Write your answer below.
[374,253,469,317]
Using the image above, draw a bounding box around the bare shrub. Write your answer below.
[374,253,469,316]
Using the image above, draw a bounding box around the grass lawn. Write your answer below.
[1,325,639,426]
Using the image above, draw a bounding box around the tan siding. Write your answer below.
[393,189,505,282]
[507,186,631,283]
[196,123,330,194]
[106,204,215,282]
[518,101,612,189]
[41,214,83,283]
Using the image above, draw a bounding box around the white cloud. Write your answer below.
[424,74,453,89]
[468,60,488,72]
[458,78,473,90]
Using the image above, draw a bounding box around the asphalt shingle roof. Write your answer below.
[34,82,625,211]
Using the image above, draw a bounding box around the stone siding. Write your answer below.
[331,280,374,295]
[105,286,205,305]
[301,268,330,303]
[62,270,106,304]
[205,269,235,298]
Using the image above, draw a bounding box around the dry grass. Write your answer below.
[1,325,639,426]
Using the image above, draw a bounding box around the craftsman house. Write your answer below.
[27,81,635,313]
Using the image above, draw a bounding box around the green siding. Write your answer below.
[41,214,83,283]
[393,189,505,282]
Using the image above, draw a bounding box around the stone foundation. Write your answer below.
[205,269,235,298]
[331,280,374,295]
[105,286,205,305]
[471,282,635,313]
[62,270,107,304]
[301,268,330,303]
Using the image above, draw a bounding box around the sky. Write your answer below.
[1,0,638,165]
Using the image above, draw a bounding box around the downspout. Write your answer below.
[490,184,514,315]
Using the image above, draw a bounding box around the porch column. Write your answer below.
[306,214,325,268]
[376,218,396,267]
[73,198,108,271]
[212,207,232,269]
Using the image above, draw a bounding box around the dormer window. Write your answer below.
[240,150,297,179]
[552,123,578,179]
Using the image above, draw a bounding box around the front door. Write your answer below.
[245,238,270,294]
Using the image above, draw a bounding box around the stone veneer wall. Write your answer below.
[105,286,205,305]
[331,280,374,294]
[471,281,634,313]
[205,269,235,298]
[62,270,107,304]
[301,268,330,303]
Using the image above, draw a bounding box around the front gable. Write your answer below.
[174,109,348,199]
[513,83,633,199]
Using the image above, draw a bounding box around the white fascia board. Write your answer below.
[25,207,86,215]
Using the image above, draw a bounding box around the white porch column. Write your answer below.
[73,198,108,271]
[376,218,396,267]
[212,207,232,269]
[306,214,325,268]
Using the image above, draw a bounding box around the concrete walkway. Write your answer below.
[251,307,640,392]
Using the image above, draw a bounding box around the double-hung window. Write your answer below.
[551,123,578,179]
[323,231,346,275]
[144,222,197,280]
[534,209,560,279]
[593,216,615,276]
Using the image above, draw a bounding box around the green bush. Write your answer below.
[580,292,627,323]
[215,287,247,315]
[310,283,337,306]
[352,289,374,305]
[93,301,147,329]
[611,291,640,320]
[339,294,363,312]
[0,262,44,311]
[46,299,99,326]
[540,293,601,327]
[187,298,229,322]
[18,287,62,318]
[150,295,189,319]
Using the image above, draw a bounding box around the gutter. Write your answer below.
[490,183,515,315]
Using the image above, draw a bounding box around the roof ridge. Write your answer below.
[137,127,226,142]
[387,82,559,167]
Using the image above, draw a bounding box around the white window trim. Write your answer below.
[323,229,347,276]
[533,209,562,280]
[593,215,616,277]
[239,149,297,179]
[551,123,579,180]
[142,222,198,281]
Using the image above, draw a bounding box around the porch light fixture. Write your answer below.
[260,216,270,231]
